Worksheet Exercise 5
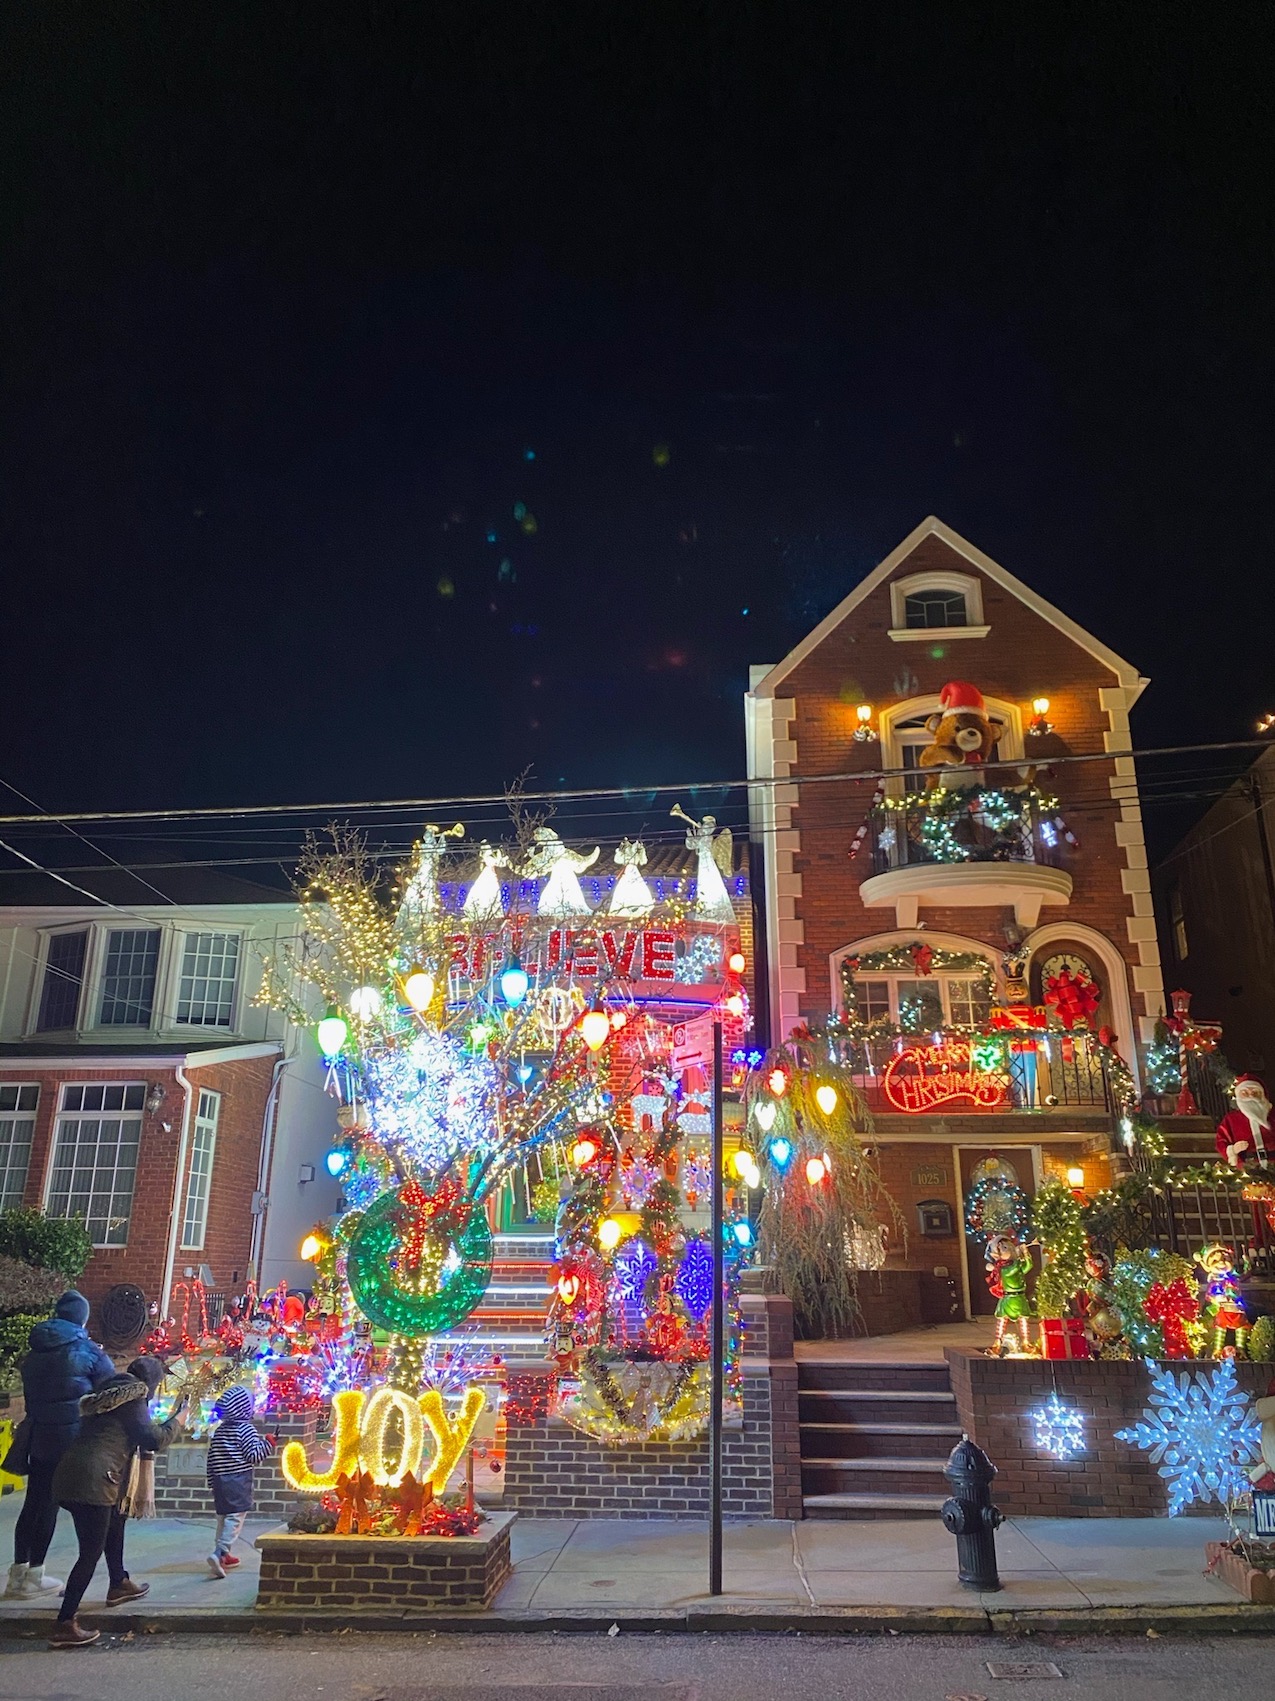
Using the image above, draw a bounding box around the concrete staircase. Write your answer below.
[798,1358,961,1519]
[435,1229,554,1362]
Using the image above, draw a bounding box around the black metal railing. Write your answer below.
[866,787,1066,876]
[1144,1180,1275,1277]
[839,1029,1112,1115]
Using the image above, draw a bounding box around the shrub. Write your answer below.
[0,1209,92,1282]
[1250,1313,1275,1363]
[0,1311,47,1392]
[0,1254,62,1319]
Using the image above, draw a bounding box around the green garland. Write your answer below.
[1109,1247,1196,1357]
[839,943,996,1034]
[1032,1178,1089,1319]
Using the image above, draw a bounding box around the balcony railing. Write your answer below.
[866,786,1066,876]
[830,1028,1113,1116]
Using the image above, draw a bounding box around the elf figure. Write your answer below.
[1216,1075,1273,1169]
[1198,1242,1249,1358]
[985,1233,1034,1356]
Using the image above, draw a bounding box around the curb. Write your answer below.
[1,1601,1272,1639]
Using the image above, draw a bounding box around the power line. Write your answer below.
[0,737,1268,828]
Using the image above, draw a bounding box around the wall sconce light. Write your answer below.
[145,1083,166,1115]
[1027,696,1053,736]
[1258,713,1275,734]
[853,703,878,743]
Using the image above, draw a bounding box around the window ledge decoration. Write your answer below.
[887,623,991,643]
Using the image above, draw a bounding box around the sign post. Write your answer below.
[708,1017,724,1597]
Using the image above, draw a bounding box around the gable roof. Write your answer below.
[749,516,1147,699]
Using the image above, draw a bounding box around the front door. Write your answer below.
[958,1146,1038,1318]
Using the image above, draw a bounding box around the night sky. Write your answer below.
[2,6,1272,873]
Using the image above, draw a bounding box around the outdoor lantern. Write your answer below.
[1067,1165,1086,1189]
[1032,697,1051,717]
[581,1008,611,1051]
[815,1084,838,1115]
[403,968,435,1011]
[317,1010,348,1059]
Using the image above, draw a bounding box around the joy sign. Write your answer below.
[281,1384,487,1493]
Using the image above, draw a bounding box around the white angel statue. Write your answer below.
[397,822,464,929]
[608,836,653,917]
[670,804,734,920]
[524,827,600,917]
[463,841,509,920]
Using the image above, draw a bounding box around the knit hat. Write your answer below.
[55,1290,90,1326]
[126,1355,167,1396]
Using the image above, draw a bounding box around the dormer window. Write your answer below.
[889,571,988,641]
[905,588,969,629]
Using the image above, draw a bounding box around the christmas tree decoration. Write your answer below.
[1032,1177,1089,1320]
[1029,1391,1086,1460]
[1116,1358,1261,1514]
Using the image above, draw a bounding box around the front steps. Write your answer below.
[434,1229,554,1362]
[798,1358,960,1518]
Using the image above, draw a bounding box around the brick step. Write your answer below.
[797,1360,953,1394]
[799,1420,963,1459]
[802,1456,950,1498]
[803,1491,945,1520]
[799,1388,958,1426]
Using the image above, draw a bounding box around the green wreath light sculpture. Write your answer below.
[346,1183,493,1336]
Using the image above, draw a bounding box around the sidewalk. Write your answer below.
[0,1490,1268,1634]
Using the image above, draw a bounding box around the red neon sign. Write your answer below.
[881,1040,1008,1114]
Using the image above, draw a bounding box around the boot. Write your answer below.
[48,1618,101,1649]
[3,1563,27,1598]
[105,1577,149,1605]
[17,1563,63,1596]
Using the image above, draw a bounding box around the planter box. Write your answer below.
[255,1509,516,1613]
[1205,1540,1275,1604]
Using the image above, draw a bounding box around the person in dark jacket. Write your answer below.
[5,1290,114,1601]
[47,1355,185,1649]
[204,1384,274,1577]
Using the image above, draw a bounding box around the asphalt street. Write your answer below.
[1,1631,1272,1701]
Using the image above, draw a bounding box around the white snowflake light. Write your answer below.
[1116,1357,1261,1515]
[1028,1391,1086,1460]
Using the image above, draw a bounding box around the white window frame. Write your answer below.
[170,930,244,1030]
[30,926,93,1035]
[853,972,993,1032]
[44,1081,146,1248]
[888,570,989,641]
[95,925,166,1029]
[180,1088,220,1250]
[0,1083,39,1213]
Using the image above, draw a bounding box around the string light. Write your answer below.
[360,1385,426,1487]
[403,968,435,1011]
[1029,1391,1086,1460]
[281,1388,364,1491]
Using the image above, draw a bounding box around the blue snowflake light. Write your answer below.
[1116,1357,1261,1515]
[1028,1391,1086,1461]
[613,1237,657,1306]
[676,1239,714,1321]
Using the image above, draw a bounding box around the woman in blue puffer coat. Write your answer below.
[5,1290,114,1599]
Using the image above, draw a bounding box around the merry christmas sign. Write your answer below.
[881,1039,1009,1114]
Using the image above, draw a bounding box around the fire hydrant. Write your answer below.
[941,1436,1003,1591]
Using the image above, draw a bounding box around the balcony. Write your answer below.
[858,787,1073,928]
[831,1027,1115,1119]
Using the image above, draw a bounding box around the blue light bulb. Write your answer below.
[768,1135,793,1170]
[731,1220,754,1247]
[500,959,530,1007]
[325,1148,349,1177]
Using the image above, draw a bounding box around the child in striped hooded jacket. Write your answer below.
[205,1386,274,1578]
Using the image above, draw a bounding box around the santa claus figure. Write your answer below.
[1216,1075,1273,1168]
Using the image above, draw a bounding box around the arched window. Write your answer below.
[888,571,988,640]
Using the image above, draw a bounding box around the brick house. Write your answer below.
[745,516,1168,1321]
[0,878,340,1313]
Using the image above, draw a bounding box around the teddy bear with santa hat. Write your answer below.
[1216,1075,1273,1168]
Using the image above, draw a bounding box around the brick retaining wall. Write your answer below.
[255,1510,514,1611]
[947,1347,1274,1517]
[153,1408,317,1520]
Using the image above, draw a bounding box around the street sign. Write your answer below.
[1254,1490,1275,1538]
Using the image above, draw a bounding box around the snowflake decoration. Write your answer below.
[1028,1391,1086,1461]
[1115,1357,1261,1515]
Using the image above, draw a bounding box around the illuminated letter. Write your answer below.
[419,1385,486,1492]
[359,1385,426,1487]
[281,1388,364,1492]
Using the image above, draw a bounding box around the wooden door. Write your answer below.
[958,1147,1038,1317]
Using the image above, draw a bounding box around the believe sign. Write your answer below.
[881,1039,1009,1114]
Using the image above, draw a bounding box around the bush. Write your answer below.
[0,1254,62,1319]
[0,1209,92,1282]
[0,1311,46,1392]
[1251,1313,1275,1363]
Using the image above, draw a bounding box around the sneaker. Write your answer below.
[104,1578,149,1605]
[48,1618,100,1649]
[207,1554,226,1580]
[18,1564,63,1596]
[221,1553,241,1569]
[3,1563,27,1599]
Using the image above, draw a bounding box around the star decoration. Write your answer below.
[1028,1391,1086,1460]
[1116,1357,1261,1515]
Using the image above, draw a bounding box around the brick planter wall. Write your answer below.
[153,1408,318,1520]
[947,1347,1274,1517]
[255,1509,515,1612]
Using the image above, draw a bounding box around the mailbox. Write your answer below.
[916,1198,954,1238]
